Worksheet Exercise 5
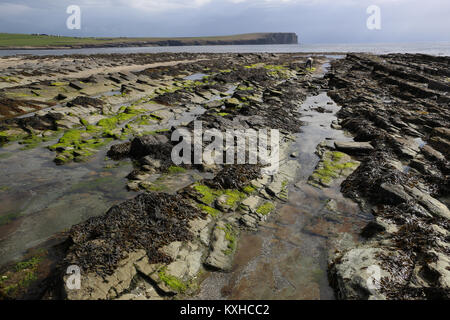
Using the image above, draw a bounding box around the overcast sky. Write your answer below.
[0,0,449,43]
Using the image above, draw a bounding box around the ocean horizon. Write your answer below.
[1,41,449,57]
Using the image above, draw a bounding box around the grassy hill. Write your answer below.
[0,33,298,49]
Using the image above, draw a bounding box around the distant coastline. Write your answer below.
[1,42,449,58]
[0,32,298,50]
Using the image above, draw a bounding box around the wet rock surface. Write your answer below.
[1,52,326,299]
[65,192,205,275]
[194,91,369,300]
[1,52,447,301]
[327,53,450,299]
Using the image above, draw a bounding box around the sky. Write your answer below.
[0,0,449,44]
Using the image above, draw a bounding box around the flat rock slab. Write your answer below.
[405,186,450,220]
[204,221,236,272]
[69,81,87,90]
[334,141,374,154]
[433,127,450,140]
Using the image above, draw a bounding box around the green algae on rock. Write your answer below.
[167,166,187,174]
[19,132,59,150]
[0,211,21,226]
[0,253,44,299]
[191,183,246,210]
[198,204,222,218]
[309,150,359,188]
[192,184,221,206]
[256,201,275,216]
[220,223,237,256]
[242,185,256,195]
[157,267,189,293]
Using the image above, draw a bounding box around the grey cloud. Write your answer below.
[0,0,448,43]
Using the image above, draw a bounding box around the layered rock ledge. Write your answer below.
[327,53,450,299]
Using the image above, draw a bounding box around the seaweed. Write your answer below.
[64,192,205,276]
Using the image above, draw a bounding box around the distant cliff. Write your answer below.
[259,33,299,45]
[146,33,299,46]
[0,33,299,50]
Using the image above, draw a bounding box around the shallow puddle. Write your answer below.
[184,73,208,81]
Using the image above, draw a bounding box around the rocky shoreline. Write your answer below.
[327,54,450,299]
[0,52,448,300]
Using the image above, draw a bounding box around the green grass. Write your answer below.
[0,33,285,48]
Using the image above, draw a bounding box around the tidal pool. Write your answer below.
[194,93,372,300]
[0,138,135,264]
